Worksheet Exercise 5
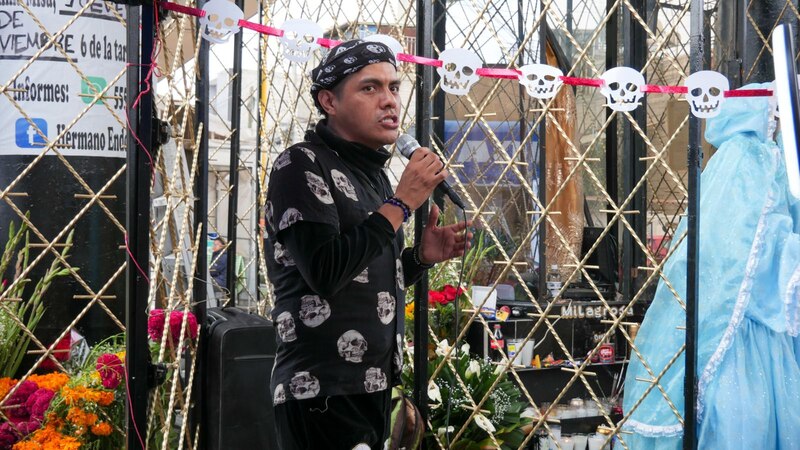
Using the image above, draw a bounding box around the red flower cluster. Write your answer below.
[147,309,199,346]
[428,284,465,306]
[0,379,57,449]
[95,354,124,390]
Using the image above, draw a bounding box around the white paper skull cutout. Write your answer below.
[353,267,368,283]
[273,241,295,267]
[364,367,388,393]
[337,330,368,363]
[518,64,564,99]
[299,295,331,327]
[437,48,482,96]
[289,371,320,399]
[305,171,334,204]
[600,67,645,112]
[685,71,729,118]
[273,384,286,405]
[280,19,323,63]
[199,0,243,44]
[278,208,302,231]
[376,292,396,325]
[395,259,404,290]
[275,311,297,342]
[331,169,358,201]
[364,34,404,58]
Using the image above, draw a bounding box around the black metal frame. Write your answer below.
[125,5,151,449]
[225,0,245,306]
[412,0,434,427]
[684,2,703,448]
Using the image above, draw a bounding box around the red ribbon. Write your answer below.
[238,20,283,37]
[724,89,773,97]
[643,85,687,94]
[397,53,442,67]
[160,1,204,17]
[560,76,603,87]
[317,38,341,49]
[475,68,521,79]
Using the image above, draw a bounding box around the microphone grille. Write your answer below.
[395,134,419,159]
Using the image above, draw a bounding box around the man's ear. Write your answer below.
[317,89,337,117]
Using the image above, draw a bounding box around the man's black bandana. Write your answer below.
[310,40,397,112]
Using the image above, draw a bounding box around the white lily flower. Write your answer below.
[466,360,481,379]
[521,407,538,419]
[435,339,451,357]
[460,342,470,354]
[436,426,455,437]
[474,413,496,433]
[428,381,442,404]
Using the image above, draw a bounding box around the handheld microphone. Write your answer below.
[395,134,466,209]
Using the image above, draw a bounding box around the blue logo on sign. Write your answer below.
[15,118,48,148]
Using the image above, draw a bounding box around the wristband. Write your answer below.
[412,243,434,269]
[384,196,411,222]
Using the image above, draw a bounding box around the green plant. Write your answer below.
[402,341,531,450]
[0,217,74,377]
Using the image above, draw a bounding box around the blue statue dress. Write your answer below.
[621,84,800,449]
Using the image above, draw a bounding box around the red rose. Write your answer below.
[441,284,464,303]
[428,291,446,305]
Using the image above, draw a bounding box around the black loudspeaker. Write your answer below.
[581,227,618,286]
[206,307,278,450]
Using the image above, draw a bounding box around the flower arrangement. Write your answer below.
[0,218,74,378]
[1,334,126,450]
[147,308,199,350]
[402,340,532,450]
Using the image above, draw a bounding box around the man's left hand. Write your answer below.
[419,204,473,264]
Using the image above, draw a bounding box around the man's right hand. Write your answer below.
[393,148,448,210]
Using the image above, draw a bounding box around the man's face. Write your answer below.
[212,239,224,252]
[321,62,401,150]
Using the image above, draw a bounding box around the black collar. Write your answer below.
[312,120,391,176]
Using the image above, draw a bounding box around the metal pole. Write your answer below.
[225,0,244,307]
[605,0,618,274]
[191,3,210,447]
[621,0,647,301]
[125,5,151,449]
[684,1,703,449]
[537,1,547,301]
[413,0,434,429]
[255,3,265,307]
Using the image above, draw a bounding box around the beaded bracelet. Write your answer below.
[384,196,411,222]
[412,243,435,269]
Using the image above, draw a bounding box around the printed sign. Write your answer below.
[0,1,128,157]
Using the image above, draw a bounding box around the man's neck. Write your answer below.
[325,119,379,151]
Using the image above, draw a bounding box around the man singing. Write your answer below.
[264,39,472,449]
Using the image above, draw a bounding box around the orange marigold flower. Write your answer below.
[0,377,16,400]
[90,422,112,436]
[96,390,115,407]
[11,441,41,450]
[66,407,98,426]
[28,373,70,392]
